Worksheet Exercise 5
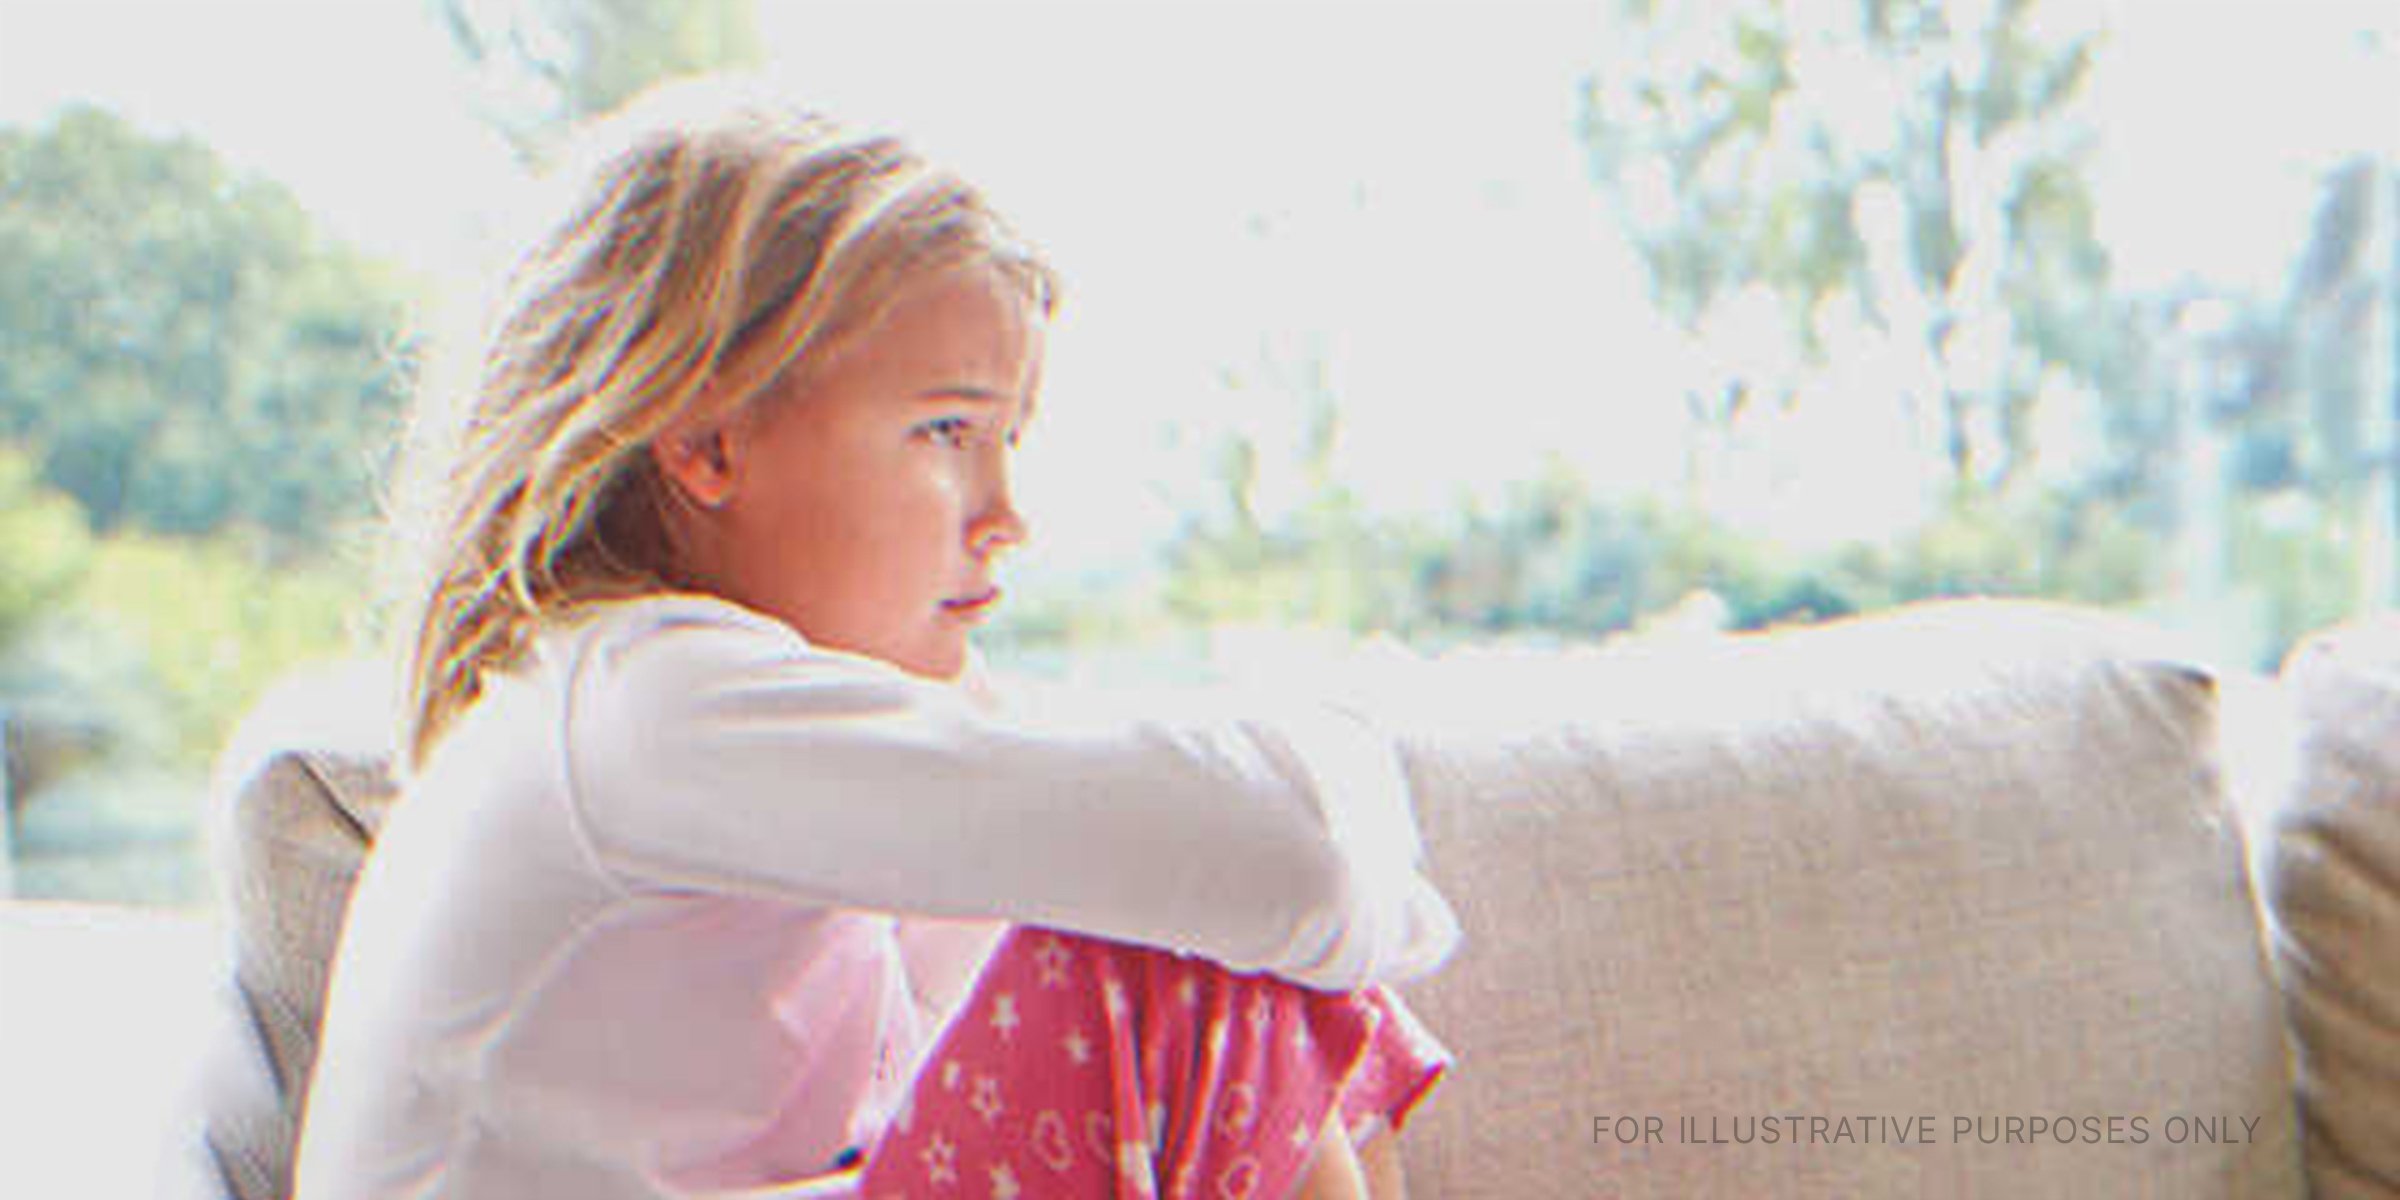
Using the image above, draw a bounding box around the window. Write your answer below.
[4,0,2392,905]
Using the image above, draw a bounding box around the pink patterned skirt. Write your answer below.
[849,925,1451,1199]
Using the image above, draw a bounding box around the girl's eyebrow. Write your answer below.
[915,386,1034,422]
[914,386,1009,404]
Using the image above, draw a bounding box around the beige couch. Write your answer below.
[160,598,2400,1197]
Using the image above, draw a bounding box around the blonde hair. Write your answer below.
[388,82,1056,770]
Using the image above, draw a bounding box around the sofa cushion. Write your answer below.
[195,750,393,1200]
[1385,599,2302,1198]
[2265,615,2400,1199]
[177,662,397,1200]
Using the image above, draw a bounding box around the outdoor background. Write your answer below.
[6,0,2399,906]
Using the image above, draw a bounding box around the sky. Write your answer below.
[4,0,2398,569]
[2085,0,2400,294]
[0,0,517,261]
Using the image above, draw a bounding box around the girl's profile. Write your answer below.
[296,79,1459,1200]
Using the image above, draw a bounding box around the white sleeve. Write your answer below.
[562,601,1459,991]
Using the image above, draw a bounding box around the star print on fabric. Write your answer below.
[970,1074,1005,1125]
[1217,1083,1259,1137]
[1032,1110,1077,1173]
[1034,937,1073,988]
[923,1134,959,1186]
[851,941,1450,1200]
[1217,1155,1262,1200]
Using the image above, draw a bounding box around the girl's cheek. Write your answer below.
[925,462,972,504]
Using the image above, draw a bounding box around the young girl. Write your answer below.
[295,83,1457,1200]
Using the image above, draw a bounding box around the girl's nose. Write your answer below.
[969,492,1029,557]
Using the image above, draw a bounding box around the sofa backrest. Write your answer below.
[177,663,397,1200]
[1383,599,2304,1198]
[2263,615,2400,1200]
[200,751,393,1200]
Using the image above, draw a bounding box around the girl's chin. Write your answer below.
[887,637,970,683]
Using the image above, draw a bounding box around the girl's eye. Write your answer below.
[919,416,974,448]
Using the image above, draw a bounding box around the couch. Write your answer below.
[129,598,2400,1196]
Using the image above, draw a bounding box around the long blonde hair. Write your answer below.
[388,83,1056,770]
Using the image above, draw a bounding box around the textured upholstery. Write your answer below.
[174,662,396,1200]
[2265,615,2400,1199]
[1386,600,2302,1197]
[197,751,393,1200]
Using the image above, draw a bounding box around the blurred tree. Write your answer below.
[1162,394,1433,633]
[1578,0,2139,495]
[1162,0,2177,646]
[0,106,408,558]
[0,447,104,807]
[2279,156,2397,602]
[0,108,401,899]
[2286,159,2380,458]
[437,0,764,162]
[75,529,366,763]
[0,447,92,647]
[1162,409,2169,649]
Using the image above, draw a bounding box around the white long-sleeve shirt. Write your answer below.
[294,594,1458,1199]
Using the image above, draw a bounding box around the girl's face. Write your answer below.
[667,266,1043,680]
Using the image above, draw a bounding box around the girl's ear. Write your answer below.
[650,415,739,511]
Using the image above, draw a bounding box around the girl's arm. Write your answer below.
[561,597,1458,992]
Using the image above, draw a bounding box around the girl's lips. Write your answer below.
[943,587,1001,616]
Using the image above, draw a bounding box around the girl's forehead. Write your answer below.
[769,265,1045,410]
[861,268,1043,372]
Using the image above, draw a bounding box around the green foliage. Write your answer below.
[1416,469,1670,636]
[0,108,397,906]
[74,528,368,766]
[0,446,93,646]
[1579,0,2138,490]
[2228,497,2359,671]
[0,106,408,557]
[0,447,112,802]
[439,0,764,161]
[1158,428,2171,651]
[1,517,367,907]
[0,0,767,905]
[1162,482,1431,634]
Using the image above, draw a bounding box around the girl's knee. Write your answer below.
[869,927,1441,1200]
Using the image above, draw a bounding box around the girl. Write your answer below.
[296,82,1457,1200]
